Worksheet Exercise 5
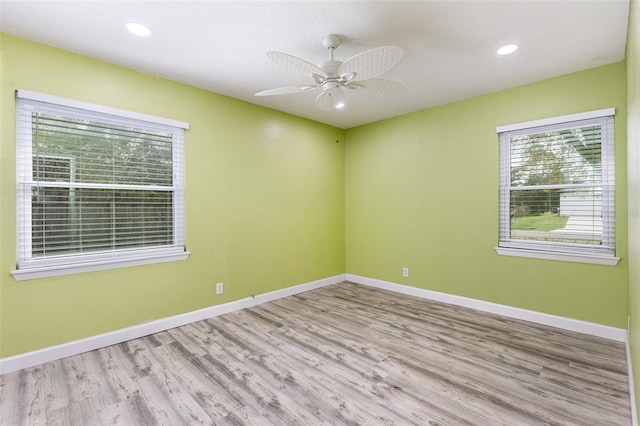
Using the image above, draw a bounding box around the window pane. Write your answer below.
[32,186,173,257]
[32,186,73,256]
[28,110,176,258]
[510,125,602,187]
[33,155,73,182]
[510,187,602,245]
[33,113,173,187]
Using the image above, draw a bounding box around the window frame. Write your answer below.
[12,90,190,281]
[495,108,619,266]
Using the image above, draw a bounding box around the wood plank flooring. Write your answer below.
[0,282,632,425]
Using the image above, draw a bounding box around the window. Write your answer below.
[496,109,618,265]
[13,90,190,280]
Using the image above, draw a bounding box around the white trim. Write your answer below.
[11,251,191,281]
[628,323,639,426]
[21,181,174,191]
[0,274,346,374]
[495,247,620,265]
[18,245,184,269]
[346,274,627,342]
[16,89,189,129]
[496,107,615,133]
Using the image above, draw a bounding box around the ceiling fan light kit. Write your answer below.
[255,34,406,111]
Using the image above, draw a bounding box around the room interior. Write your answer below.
[0,0,638,423]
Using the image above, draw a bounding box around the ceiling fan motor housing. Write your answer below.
[322,81,341,95]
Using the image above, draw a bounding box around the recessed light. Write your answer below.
[127,22,152,37]
[497,44,518,56]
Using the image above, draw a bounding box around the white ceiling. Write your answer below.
[0,1,630,129]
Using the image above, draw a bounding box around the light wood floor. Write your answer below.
[0,282,632,425]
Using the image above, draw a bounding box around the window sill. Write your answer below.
[495,247,619,266]
[11,250,190,281]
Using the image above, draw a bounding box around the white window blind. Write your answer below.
[497,110,616,261]
[14,91,189,279]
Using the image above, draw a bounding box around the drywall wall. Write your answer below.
[626,0,640,421]
[345,62,628,328]
[0,34,346,357]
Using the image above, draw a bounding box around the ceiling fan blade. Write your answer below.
[255,85,317,96]
[267,51,328,79]
[338,46,404,81]
[345,79,406,97]
[315,90,344,110]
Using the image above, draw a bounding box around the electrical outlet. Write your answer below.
[402,267,409,277]
[216,282,224,295]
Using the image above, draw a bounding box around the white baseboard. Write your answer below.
[628,327,639,426]
[346,274,627,342]
[1,273,628,375]
[0,274,346,375]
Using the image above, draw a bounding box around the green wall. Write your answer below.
[0,30,632,364]
[345,62,628,328]
[0,34,346,357]
[626,0,640,421]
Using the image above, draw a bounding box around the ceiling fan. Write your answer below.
[255,34,406,110]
